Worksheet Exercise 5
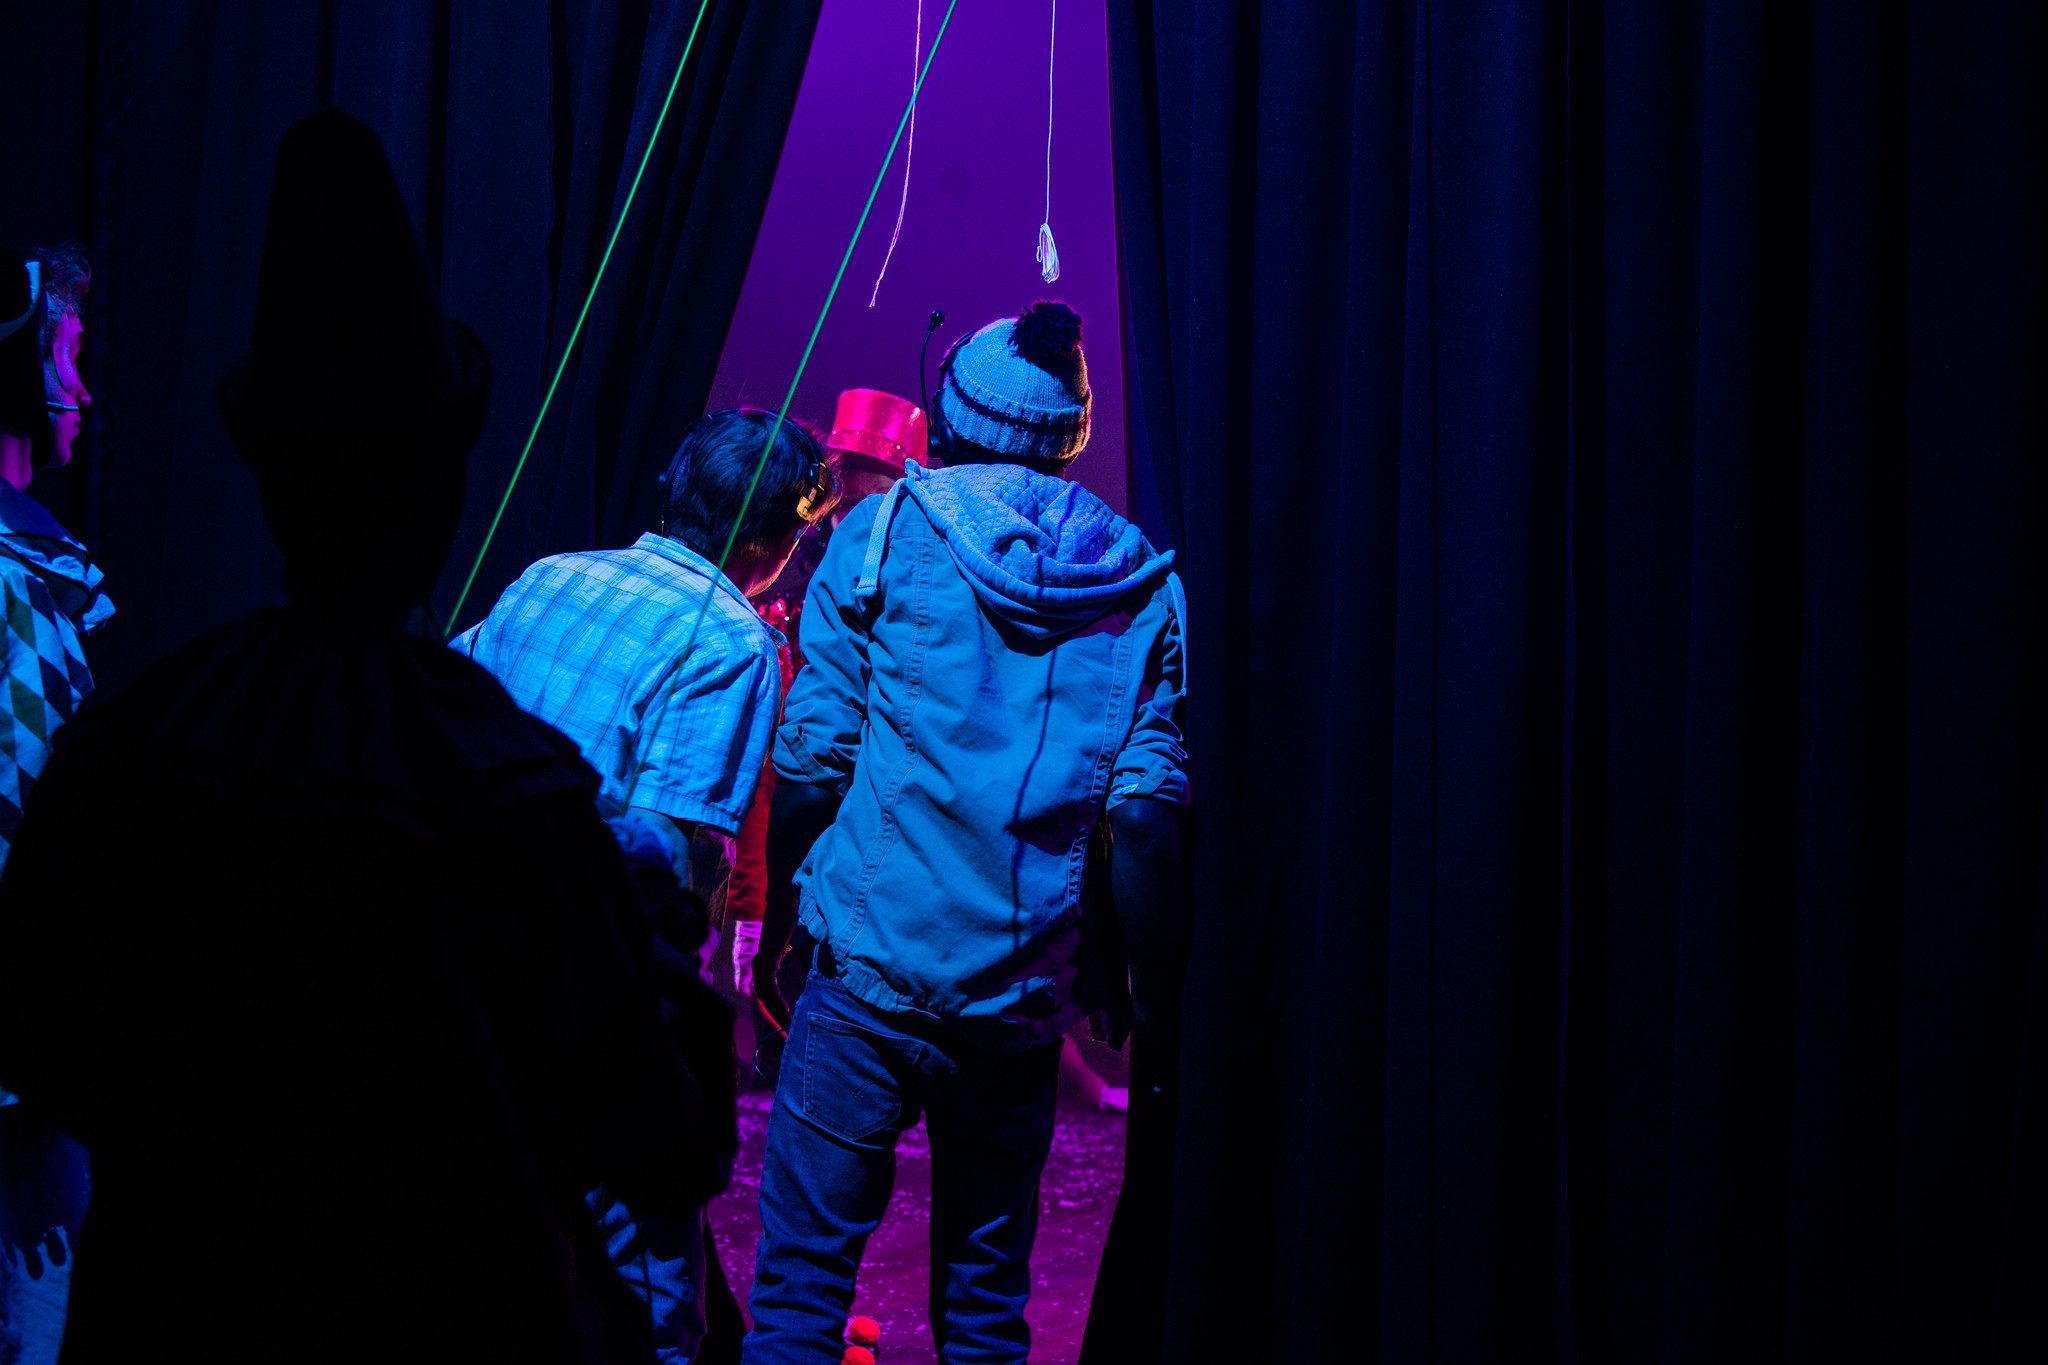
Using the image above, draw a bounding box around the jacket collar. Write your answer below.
[0,480,115,632]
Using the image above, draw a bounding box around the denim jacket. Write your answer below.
[774,460,1190,1047]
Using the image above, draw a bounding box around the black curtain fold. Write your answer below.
[0,0,822,668]
[1103,2,2045,1361]
[426,0,826,633]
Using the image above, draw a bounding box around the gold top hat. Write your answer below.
[826,388,927,473]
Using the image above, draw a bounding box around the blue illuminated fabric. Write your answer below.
[775,461,1189,1046]
[454,534,781,837]
[0,482,111,1113]
[0,482,111,880]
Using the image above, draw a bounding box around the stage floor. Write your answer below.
[710,1089,1128,1364]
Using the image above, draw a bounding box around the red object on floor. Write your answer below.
[713,1093,1126,1362]
[841,1349,877,1365]
[847,1316,882,1347]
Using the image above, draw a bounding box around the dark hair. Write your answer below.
[661,407,825,559]
[33,242,91,351]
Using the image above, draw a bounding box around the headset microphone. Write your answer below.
[920,309,945,412]
[920,309,951,466]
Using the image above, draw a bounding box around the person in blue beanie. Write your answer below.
[744,302,1191,1365]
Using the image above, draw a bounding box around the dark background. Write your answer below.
[1104,1,2046,1361]
[1,0,826,674]
[6,2,2046,1362]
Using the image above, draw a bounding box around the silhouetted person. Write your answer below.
[0,110,719,1364]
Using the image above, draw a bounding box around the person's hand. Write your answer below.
[752,969,793,1037]
[5,1224,68,1279]
[0,1110,85,1279]
[731,919,764,996]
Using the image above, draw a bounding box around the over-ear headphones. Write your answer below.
[1,257,64,468]
[656,429,840,540]
[793,457,838,526]
[0,260,40,346]
[656,440,689,537]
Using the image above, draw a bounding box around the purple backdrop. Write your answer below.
[707,0,1125,512]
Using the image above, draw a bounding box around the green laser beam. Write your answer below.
[443,0,713,639]
[618,0,960,815]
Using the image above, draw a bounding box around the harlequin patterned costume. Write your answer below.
[0,471,108,1362]
[0,478,109,885]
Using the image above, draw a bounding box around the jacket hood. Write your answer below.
[0,479,115,633]
[902,460,1173,642]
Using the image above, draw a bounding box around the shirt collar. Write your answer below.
[632,532,758,616]
[0,480,115,633]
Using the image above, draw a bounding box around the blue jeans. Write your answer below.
[742,975,1061,1365]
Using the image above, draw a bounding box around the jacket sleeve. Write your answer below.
[773,498,883,793]
[1107,578,1192,809]
[723,753,775,925]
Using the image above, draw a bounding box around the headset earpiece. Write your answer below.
[656,441,689,537]
[794,458,839,525]
[925,332,968,468]
[920,308,961,468]
[0,261,41,344]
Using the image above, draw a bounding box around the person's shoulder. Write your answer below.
[33,611,281,764]
[508,545,624,590]
[825,482,923,563]
[97,608,279,698]
[482,546,663,633]
[577,538,714,605]
[412,637,598,777]
[835,490,890,538]
[696,590,783,665]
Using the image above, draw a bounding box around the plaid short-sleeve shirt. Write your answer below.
[454,534,782,836]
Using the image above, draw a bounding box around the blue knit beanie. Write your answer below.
[937,300,1091,465]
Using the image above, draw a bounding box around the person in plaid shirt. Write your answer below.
[457,405,837,1365]
[0,244,105,1365]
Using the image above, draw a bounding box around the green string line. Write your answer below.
[618,0,960,815]
[443,0,713,638]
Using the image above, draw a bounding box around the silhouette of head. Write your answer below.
[220,109,490,609]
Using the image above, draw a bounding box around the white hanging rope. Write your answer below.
[1036,0,1060,282]
[869,0,924,305]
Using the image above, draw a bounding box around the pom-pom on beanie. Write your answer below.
[937,300,1091,465]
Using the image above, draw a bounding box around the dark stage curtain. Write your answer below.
[0,0,821,669]
[1100,3,2045,1362]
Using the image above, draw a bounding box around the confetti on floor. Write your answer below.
[711,1088,1128,1364]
